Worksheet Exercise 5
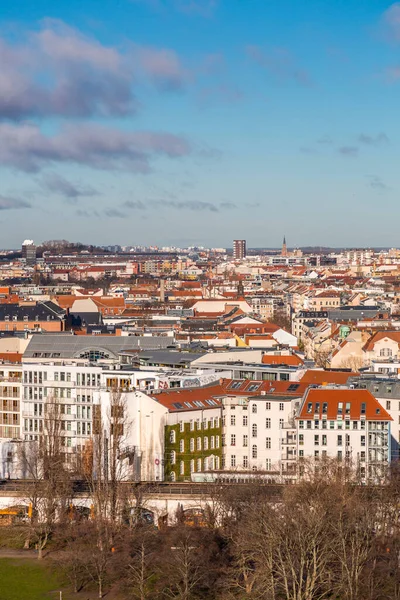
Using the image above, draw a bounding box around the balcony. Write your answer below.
[281,451,296,462]
[281,436,296,445]
[281,418,295,429]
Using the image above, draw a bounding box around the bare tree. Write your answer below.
[331,488,376,600]
[18,395,72,558]
[338,356,364,371]
[123,527,159,600]
[73,387,132,597]
[314,347,331,368]
[162,527,210,600]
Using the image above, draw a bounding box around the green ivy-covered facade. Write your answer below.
[164,417,222,481]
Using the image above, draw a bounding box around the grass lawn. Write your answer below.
[0,558,63,600]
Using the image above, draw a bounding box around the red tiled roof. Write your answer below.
[300,370,358,385]
[362,330,400,352]
[153,378,308,411]
[0,352,22,363]
[298,388,392,421]
[262,354,304,366]
[152,384,224,411]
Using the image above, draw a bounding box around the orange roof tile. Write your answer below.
[362,330,400,352]
[153,378,308,411]
[300,370,358,385]
[262,354,304,366]
[298,388,392,421]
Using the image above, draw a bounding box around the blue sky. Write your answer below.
[0,0,399,248]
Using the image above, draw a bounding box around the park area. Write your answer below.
[0,554,125,600]
[0,555,64,600]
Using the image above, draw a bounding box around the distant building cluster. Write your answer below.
[0,237,399,484]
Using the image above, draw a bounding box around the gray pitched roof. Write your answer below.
[23,333,173,360]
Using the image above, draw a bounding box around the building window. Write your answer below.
[211,436,215,449]
[190,438,194,451]
[204,437,208,450]
[299,434,304,446]
[197,459,202,472]
[266,458,271,470]
[279,418,284,428]
[243,415,248,426]
[170,471,176,481]
[361,435,366,447]
[386,400,391,410]
[190,460,194,473]
[216,436,220,448]
[337,435,342,446]
[231,414,236,426]
[231,455,236,467]
[170,430,176,444]
[252,424,257,438]
[190,420,194,431]
[252,404,257,414]
[243,456,248,468]
[380,348,392,357]
[243,434,248,447]
[231,434,236,446]
[170,451,176,465]
[197,437,201,451]
[266,437,271,449]
[322,435,327,446]
[179,440,184,453]
[279,402,284,411]
[179,422,184,433]
[266,402,271,410]
[265,418,271,429]
[180,461,185,475]
[252,445,257,459]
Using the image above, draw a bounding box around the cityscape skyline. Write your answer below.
[1,1,400,247]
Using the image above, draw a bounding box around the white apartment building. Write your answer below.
[0,364,23,479]
[350,377,400,461]
[221,388,302,473]
[292,388,392,483]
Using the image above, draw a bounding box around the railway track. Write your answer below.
[0,479,284,497]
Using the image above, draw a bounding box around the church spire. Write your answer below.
[282,235,287,257]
